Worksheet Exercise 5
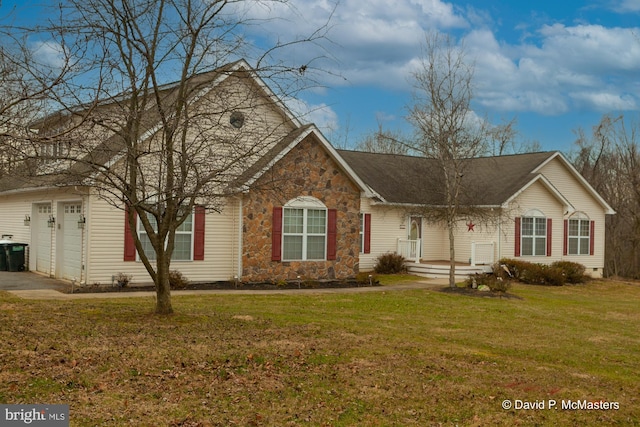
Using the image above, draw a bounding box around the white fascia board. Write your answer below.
[502,173,575,213]
[533,152,616,215]
[243,125,380,199]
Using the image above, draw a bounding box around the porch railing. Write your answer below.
[471,241,495,266]
[397,239,421,263]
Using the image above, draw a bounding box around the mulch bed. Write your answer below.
[68,280,380,294]
[438,286,523,299]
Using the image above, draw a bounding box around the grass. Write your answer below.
[0,280,639,426]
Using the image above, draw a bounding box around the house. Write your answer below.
[0,60,370,285]
[338,150,615,278]
[0,59,614,285]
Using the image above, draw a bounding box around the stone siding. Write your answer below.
[242,135,361,282]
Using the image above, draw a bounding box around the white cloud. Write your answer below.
[610,0,640,13]
[30,40,68,70]
[465,24,640,114]
[285,97,339,132]
[245,1,640,116]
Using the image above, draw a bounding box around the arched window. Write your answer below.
[566,212,592,255]
[282,197,327,261]
[520,209,548,256]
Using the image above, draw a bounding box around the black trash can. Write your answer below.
[5,243,27,272]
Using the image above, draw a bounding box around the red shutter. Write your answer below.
[271,207,283,261]
[193,206,205,261]
[590,221,595,256]
[327,209,337,260]
[563,220,568,256]
[546,218,552,256]
[364,213,372,254]
[124,205,137,261]
[514,217,521,257]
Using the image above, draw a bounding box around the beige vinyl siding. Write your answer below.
[451,219,499,264]
[359,198,408,271]
[537,158,607,275]
[0,189,88,276]
[421,222,447,261]
[0,193,33,244]
[85,194,239,285]
[505,180,565,264]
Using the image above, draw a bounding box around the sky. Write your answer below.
[246,0,640,154]
[3,0,640,154]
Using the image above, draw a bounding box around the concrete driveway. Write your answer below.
[0,271,69,292]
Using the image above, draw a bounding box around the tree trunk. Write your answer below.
[448,222,456,288]
[155,255,174,315]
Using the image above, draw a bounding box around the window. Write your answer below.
[521,210,547,256]
[567,213,591,255]
[138,212,194,261]
[282,201,327,261]
[272,201,337,262]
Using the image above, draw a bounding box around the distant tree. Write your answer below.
[0,0,332,314]
[355,122,410,155]
[572,114,640,278]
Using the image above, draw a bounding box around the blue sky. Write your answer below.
[3,0,640,154]
[249,0,640,154]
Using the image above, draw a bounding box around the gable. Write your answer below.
[535,155,614,216]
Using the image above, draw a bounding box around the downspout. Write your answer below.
[497,212,502,262]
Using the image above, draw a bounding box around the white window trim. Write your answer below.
[568,213,591,256]
[521,209,547,257]
[137,211,195,262]
[282,197,327,261]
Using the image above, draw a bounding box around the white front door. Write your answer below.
[35,204,52,274]
[60,203,83,280]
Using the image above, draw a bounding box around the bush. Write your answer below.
[498,258,566,286]
[374,253,407,274]
[465,272,512,294]
[356,272,379,286]
[169,270,189,289]
[551,261,587,284]
[114,272,132,288]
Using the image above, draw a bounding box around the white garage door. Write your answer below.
[61,203,83,280]
[35,204,52,274]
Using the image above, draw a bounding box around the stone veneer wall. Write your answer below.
[242,135,361,282]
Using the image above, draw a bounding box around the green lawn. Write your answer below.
[1,280,638,426]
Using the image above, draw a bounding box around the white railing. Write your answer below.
[397,239,421,263]
[471,241,495,266]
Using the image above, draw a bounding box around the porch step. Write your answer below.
[406,262,492,280]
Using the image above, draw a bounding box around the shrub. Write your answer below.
[169,270,189,289]
[374,253,407,274]
[114,272,132,288]
[356,272,379,286]
[551,261,587,284]
[498,258,565,286]
[465,273,512,294]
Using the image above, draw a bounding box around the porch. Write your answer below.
[397,239,494,280]
[405,260,492,280]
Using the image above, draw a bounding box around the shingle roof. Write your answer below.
[336,150,558,206]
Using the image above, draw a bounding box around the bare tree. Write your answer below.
[355,122,410,155]
[405,32,500,288]
[572,114,640,278]
[1,0,332,314]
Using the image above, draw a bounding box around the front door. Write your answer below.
[409,216,422,259]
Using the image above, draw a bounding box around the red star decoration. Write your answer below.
[467,221,475,232]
